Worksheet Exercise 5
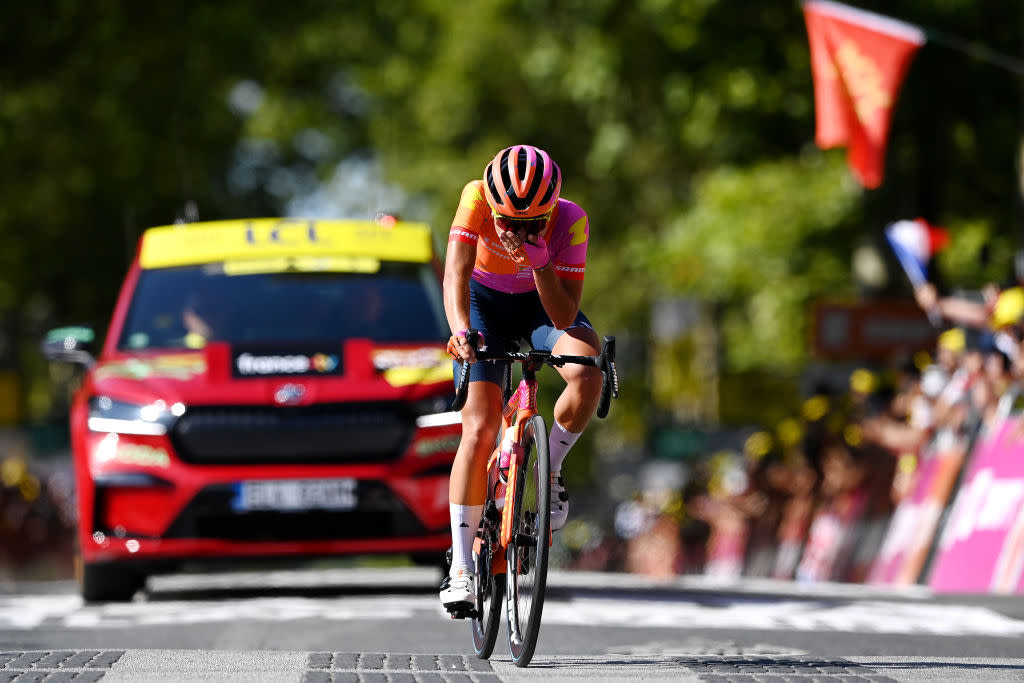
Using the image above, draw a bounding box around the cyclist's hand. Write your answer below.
[913,282,938,311]
[497,227,550,271]
[447,329,483,362]
[983,283,1000,308]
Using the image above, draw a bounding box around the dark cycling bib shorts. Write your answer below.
[454,279,594,389]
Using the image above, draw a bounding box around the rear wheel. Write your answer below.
[505,414,549,667]
[80,562,146,603]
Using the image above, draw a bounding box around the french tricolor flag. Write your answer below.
[884,218,949,288]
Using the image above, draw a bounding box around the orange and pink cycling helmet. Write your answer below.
[483,145,561,218]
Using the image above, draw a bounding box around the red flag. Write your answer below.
[803,1,925,188]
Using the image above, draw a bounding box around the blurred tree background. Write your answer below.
[3,1,1022,463]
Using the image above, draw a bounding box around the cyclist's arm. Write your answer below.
[533,206,588,329]
[443,238,476,343]
[914,283,991,328]
[444,182,488,359]
[533,268,582,330]
[934,297,990,328]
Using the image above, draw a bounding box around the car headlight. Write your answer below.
[88,396,186,436]
[412,395,461,428]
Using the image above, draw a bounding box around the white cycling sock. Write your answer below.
[449,503,483,573]
[548,421,582,474]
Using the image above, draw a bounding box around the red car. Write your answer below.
[42,218,460,601]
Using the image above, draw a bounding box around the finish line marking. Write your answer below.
[3,591,1024,638]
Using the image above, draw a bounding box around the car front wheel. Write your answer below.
[80,562,146,603]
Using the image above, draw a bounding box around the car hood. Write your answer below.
[88,340,453,406]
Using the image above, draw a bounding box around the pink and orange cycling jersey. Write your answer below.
[449,180,589,294]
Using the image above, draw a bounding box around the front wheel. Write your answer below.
[506,414,550,667]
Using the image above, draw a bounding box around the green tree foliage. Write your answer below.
[5,1,1023,428]
[643,154,861,371]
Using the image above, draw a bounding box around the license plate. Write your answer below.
[233,479,358,512]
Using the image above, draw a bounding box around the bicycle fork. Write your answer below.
[498,378,537,548]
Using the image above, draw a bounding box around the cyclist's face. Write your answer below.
[492,212,550,244]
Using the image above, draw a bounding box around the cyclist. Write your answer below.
[440,144,603,613]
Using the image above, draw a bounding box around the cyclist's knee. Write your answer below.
[582,366,603,400]
[563,362,602,396]
[553,326,598,359]
[458,387,501,450]
[459,421,499,455]
[556,325,599,351]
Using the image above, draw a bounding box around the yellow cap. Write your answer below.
[991,287,1024,330]
[802,395,829,422]
[937,328,965,353]
[743,431,773,460]
[776,417,803,447]
[850,368,877,394]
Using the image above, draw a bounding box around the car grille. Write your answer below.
[162,482,431,541]
[170,402,414,465]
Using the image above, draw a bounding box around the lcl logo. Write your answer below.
[245,219,317,245]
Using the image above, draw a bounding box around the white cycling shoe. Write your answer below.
[439,566,476,617]
[549,472,569,531]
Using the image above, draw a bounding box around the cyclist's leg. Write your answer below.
[449,379,502,506]
[442,281,513,611]
[531,312,602,530]
[547,322,602,433]
[531,311,602,440]
[441,378,502,609]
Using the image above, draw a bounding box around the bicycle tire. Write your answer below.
[505,414,550,667]
[471,503,504,658]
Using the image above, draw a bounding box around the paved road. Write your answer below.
[2,568,1024,681]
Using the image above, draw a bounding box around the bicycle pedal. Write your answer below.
[445,604,478,620]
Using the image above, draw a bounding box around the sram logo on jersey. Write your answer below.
[232,347,342,377]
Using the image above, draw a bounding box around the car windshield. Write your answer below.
[117,262,448,350]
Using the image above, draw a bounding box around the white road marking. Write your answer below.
[543,597,1024,637]
[0,595,82,629]
[2,591,1023,638]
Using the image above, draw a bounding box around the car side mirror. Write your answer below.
[41,326,97,368]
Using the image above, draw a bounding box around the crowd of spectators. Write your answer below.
[0,435,77,581]
[558,278,1024,583]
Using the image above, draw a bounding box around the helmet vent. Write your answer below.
[539,164,559,207]
[524,154,545,202]
[485,166,504,207]
[499,148,514,198]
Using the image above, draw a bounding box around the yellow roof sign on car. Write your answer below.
[139,218,434,269]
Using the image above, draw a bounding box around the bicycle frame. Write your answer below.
[475,352,546,574]
[496,355,544,550]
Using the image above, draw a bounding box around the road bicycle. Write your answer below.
[449,330,618,667]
